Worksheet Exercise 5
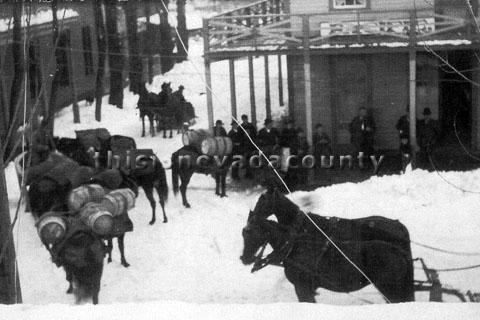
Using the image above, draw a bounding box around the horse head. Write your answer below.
[240,210,269,265]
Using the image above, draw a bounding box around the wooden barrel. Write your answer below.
[201,137,233,157]
[182,129,211,147]
[100,189,136,216]
[68,184,106,211]
[37,214,67,245]
[79,202,113,235]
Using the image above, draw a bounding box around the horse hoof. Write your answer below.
[220,194,227,198]
[149,220,155,225]
[121,261,130,268]
[66,288,73,294]
[184,203,191,208]
[107,258,112,263]
[163,219,168,223]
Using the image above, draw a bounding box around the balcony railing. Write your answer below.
[204,1,479,54]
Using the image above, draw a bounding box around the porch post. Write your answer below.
[472,50,480,151]
[248,56,257,126]
[203,19,214,129]
[303,15,313,148]
[278,55,284,106]
[229,59,237,119]
[264,55,271,119]
[409,11,417,167]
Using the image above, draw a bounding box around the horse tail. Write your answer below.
[171,152,179,196]
[154,159,169,203]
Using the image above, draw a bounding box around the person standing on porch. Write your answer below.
[417,107,439,165]
[228,121,243,180]
[257,118,279,156]
[396,105,411,171]
[240,114,257,179]
[349,107,376,157]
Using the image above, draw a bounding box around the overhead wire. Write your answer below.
[157,0,392,303]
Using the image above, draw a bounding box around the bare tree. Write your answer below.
[125,1,142,94]
[94,0,107,121]
[0,3,23,304]
[105,3,124,109]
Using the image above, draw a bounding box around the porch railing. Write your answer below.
[204,2,478,54]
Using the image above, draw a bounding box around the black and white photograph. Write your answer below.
[0,0,480,318]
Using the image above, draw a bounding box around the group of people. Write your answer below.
[347,105,439,168]
[211,115,310,182]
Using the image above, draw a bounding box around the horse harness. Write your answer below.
[251,225,331,273]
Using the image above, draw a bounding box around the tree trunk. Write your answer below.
[158,1,175,73]
[176,0,188,60]
[125,1,142,94]
[144,3,154,84]
[105,4,124,109]
[0,158,22,304]
[46,0,59,135]
[4,4,24,162]
[94,0,107,121]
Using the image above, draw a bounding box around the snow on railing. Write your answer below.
[204,7,476,53]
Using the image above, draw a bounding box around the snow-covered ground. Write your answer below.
[3,36,480,318]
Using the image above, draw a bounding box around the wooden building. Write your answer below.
[203,0,480,155]
[0,2,173,126]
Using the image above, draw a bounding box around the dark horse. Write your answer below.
[171,146,230,208]
[137,83,159,137]
[53,134,169,224]
[251,188,412,253]
[50,220,105,305]
[28,160,138,267]
[241,211,415,303]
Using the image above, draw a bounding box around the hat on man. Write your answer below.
[216,119,224,125]
[423,107,432,116]
[264,118,273,125]
[179,85,185,90]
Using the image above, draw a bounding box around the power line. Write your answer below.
[159,0,393,304]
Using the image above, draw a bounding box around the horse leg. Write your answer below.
[118,234,130,267]
[106,239,113,263]
[169,128,173,138]
[144,184,157,225]
[92,267,103,305]
[149,116,155,137]
[220,172,227,197]
[294,284,316,303]
[215,173,220,196]
[180,173,191,208]
[141,116,146,137]
[66,270,73,294]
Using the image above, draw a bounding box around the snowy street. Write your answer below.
[3,35,480,319]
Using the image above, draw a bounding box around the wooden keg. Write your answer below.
[37,214,67,245]
[68,184,106,211]
[182,129,211,147]
[201,137,233,157]
[100,189,136,216]
[79,202,113,235]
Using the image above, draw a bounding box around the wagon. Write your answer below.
[414,258,479,302]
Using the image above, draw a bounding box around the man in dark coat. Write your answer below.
[213,120,227,137]
[396,106,411,170]
[417,107,439,164]
[279,119,297,151]
[228,121,243,180]
[172,85,186,103]
[349,107,376,156]
[240,114,257,179]
[257,118,279,155]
